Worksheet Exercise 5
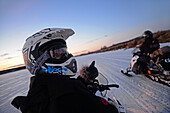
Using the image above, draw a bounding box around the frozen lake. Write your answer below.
[0,43,170,113]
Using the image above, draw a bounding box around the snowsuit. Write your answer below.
[11,74,118,113]
[140,38,160,55]
[150,46,170,70]
[77,76,99,94]
[150,46,170,58]
[139,38,160,73]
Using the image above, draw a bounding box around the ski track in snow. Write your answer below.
[0,43,170,113]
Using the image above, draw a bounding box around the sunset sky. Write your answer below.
[0,0,170,71]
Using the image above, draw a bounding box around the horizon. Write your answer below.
[0,0,170,71]
[0,31,169,72]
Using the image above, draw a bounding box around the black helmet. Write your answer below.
[142,30,153,39]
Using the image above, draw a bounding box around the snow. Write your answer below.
[0,43,170,113]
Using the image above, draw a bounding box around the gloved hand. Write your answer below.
[11,96,27,109]
[150,50,160,58]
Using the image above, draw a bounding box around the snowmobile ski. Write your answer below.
[121,69,133,77]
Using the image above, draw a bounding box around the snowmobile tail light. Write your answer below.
[130,63,132,66]
[148,70,151,74]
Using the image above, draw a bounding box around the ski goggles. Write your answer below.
[142,34,150,38]
[49,47,68,60]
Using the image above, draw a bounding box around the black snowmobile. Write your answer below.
[121,46,170,86]
[92,73,126,113]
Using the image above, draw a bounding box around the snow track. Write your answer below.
[0,45,170,113]
[76,48,170,113]
[0,70,31,113]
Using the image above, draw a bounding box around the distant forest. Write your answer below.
[0,29,170,75]
[0,66,26,75]
[78,29,170,56]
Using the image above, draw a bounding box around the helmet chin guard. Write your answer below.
[42,57,77,76]
[31,51,50,75]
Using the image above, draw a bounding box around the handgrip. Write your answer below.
[107,84,119,88]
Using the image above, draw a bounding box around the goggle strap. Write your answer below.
[31,51,50,75]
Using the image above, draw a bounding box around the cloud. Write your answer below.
[5,56,20,60]
[0,53,9,57]
[7,64,25,69]
[17,49,22,52]
[86,35,109,44]
[73,50,88,54]
[6,57,14,60]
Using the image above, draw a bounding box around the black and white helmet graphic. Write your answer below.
[22,28,77,76]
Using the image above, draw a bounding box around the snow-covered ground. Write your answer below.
[0,43,170,113]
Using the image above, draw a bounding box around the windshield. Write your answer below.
[96,73,108,97]
[131,48,140,54]
[96,73,108,85]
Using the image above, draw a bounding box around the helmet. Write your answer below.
[80,61,98,81]
[142,30,153,39]
[22,28,77,76]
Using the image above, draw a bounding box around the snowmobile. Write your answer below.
[92,73,126,113]
[121,47,170,86]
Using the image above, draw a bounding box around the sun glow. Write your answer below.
[0,56,24,71]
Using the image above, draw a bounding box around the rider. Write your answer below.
[11,28,118,113]
[140,30,160,55]
[139,30,160,73]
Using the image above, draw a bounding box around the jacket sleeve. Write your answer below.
[149,39,160,54]
[20,76,49,113]
[140,40,150,54]
[153,39,160,50]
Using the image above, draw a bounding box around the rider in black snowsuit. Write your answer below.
[140,30,160,54]
[139,30,160,73]
[11,28,118,113]
[12,73,118,113]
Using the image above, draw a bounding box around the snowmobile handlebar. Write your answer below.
[88,84,119,92]
[133,51,141,56]
[106,84,119,88]
[97,84,119,92]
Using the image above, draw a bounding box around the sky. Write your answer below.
[0,0,170,71]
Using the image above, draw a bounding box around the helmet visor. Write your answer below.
[142,34,149,38]
[49,47,68,60]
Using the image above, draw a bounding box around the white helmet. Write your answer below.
[22,28,77,76]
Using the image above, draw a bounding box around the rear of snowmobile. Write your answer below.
[121,48,170,86]
[96,73,126,113]
[146,52,170,85]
